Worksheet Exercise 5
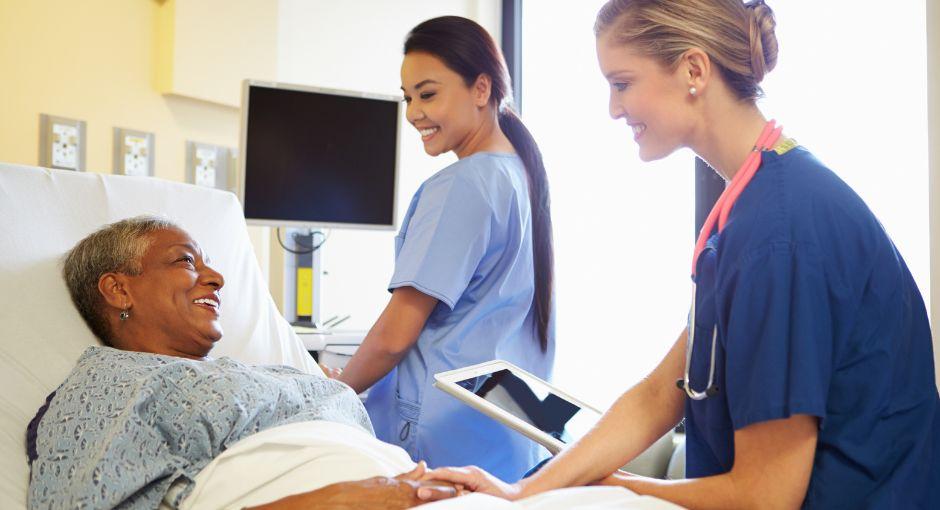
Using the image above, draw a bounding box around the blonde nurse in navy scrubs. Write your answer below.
[329,16,556,482]
[422,1,939,507]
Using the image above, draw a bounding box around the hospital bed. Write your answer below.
[0,162,682,509]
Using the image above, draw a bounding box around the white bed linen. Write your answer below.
[175,421,682,510]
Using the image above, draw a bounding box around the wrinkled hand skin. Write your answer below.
[248,469,460,509]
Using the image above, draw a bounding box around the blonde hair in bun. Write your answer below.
[746,0,778,83]
[595,0,779,101]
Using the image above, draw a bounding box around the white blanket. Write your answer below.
[173,421,682,509]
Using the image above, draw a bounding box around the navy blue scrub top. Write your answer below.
[685,145,939,508]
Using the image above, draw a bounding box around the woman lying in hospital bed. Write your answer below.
[26,216,676,510]
[25,216,463,509]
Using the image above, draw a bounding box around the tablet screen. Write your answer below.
[456,369,601,444]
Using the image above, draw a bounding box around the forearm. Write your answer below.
[337,327,408,393]
[611,415,818,510]
[614,471,804,510]
[613,473,749,510]
[335,288,437,394]
[246,471,457,510]
[520,330,687,496]
[521,381,680,495]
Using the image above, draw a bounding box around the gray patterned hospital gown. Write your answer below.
[27,346,373,510]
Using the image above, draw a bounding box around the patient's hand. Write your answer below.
[249,462,462,509]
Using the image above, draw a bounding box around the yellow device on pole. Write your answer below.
[296,267,313,317]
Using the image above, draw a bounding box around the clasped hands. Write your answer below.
[278,460,637,508]
[288,461,522,508]
[416,465,640,501]
[250,461,466,509]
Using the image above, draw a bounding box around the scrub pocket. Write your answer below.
[395,394,421,461]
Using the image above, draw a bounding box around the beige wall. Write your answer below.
[0,0,498,319]
[156,0,278,107]
[929,0,940,388]
[0,0,272,279]
[0,0,243,181]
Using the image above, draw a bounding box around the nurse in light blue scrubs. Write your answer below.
[333,16,555,482]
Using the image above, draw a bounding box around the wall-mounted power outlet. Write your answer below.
[228,152,239,193]
[113,128,155,177]
[194,145,218,187]
[39,114,86,171]
[186,141,231,190]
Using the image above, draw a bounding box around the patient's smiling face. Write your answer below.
[401,51,489,158]
[102,228,225,359]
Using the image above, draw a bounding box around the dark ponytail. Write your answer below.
[405,16,555,351]
[498,110,554,351]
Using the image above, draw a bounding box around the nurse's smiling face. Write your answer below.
[401,51,490,158]
[596,31,696,162]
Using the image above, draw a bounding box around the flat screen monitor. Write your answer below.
[238,80,401,230]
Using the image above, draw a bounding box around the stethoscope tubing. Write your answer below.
[680,283,720,400]
[680,120,783,401]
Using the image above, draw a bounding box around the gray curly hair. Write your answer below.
[63,216,180,345]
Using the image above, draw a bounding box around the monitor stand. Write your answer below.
[290,319,321,329]
[283,228,325,329]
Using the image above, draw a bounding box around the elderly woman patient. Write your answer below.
[26,216,457,509]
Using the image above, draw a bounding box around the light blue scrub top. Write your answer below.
[686,146,939,508]
[364,152,555,482]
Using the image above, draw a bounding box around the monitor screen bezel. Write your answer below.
[238,79,403,231]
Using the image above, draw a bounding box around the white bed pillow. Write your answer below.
[0,163,320,508]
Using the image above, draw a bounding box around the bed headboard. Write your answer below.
[0,163,319,508]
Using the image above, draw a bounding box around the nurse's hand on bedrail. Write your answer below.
[421,465,523,500]
[247,462,462,509]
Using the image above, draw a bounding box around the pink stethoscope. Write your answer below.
[677,120,784,401]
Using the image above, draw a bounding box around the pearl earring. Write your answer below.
[689,86,697,96]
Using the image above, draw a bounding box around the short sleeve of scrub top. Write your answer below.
[389,170,492,308]
[720,242,831,429]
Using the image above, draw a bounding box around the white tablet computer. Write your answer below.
[434,360,604,454]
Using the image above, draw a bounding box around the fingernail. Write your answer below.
[418,488,430,499]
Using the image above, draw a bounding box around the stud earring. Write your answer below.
[689,86,698,96]
[120,309,130,321]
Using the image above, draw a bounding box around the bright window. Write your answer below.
[521,0,928,408]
